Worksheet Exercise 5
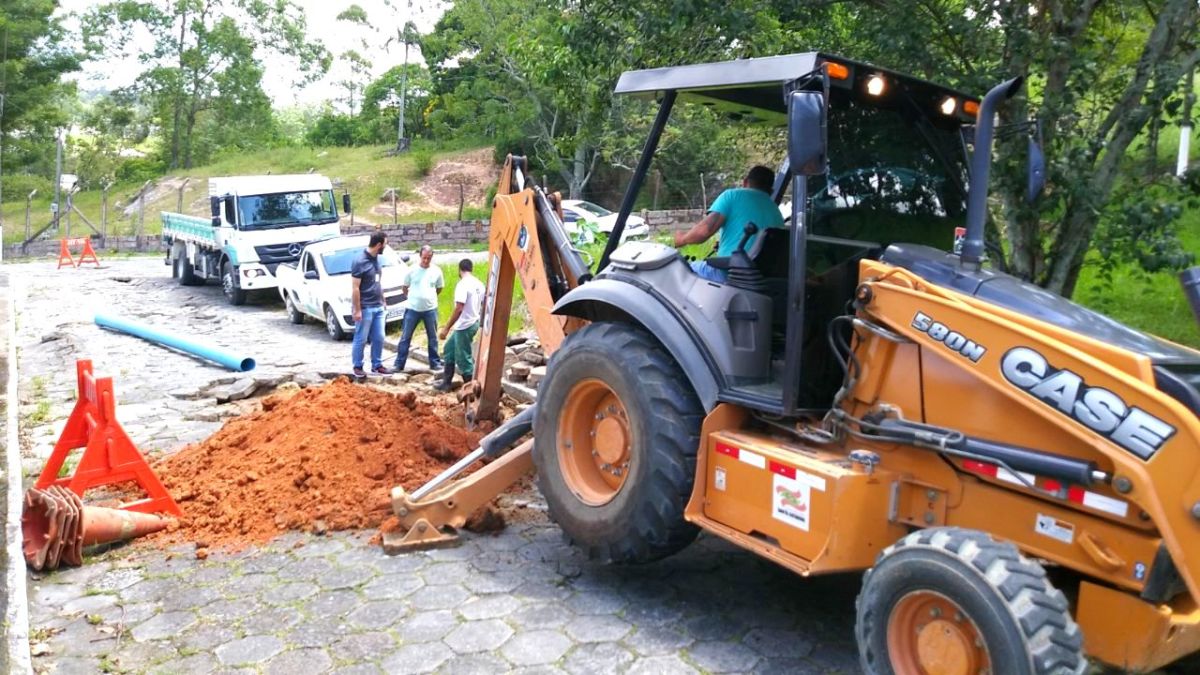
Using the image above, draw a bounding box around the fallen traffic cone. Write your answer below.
[21,486,173,571]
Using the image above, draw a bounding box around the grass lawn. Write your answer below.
[1074,207,1200,349]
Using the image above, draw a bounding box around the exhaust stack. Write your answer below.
[1182,267,1200,327]
[961,76,1024,269]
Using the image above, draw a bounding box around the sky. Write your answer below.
[57,0,447,108]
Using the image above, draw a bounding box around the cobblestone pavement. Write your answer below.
[15,257,863,674]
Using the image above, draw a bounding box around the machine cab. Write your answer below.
[592,53,980,416]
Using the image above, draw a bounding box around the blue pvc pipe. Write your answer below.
[94,313,256,372]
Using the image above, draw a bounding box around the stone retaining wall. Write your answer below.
[3,209,706,260]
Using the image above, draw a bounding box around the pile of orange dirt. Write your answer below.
[152,379,482,549]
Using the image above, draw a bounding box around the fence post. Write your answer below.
[457,182,465,221]
[392,188,398,226]
[700,173,707,209]
[25,189,36,242]
[65,189,73,239]
[177,177,190,213]
[101,182,113,246]
[137,179,152,250]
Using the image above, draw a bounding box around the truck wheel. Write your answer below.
[176,255,200,286]
[534,322,703,563]
[856,527,1085,675]
[222,260,247,306]
[324,305,346,341]
[285,296,305,325]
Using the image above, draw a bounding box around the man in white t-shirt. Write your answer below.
[435,258,485,391]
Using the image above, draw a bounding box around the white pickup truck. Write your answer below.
[162,174,347,305]
[276,235,410,340]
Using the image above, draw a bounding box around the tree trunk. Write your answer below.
[570,143,586,199]
[169,3,189,169]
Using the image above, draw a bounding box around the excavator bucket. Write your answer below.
[382,407,537,554]
[382,440,534,554]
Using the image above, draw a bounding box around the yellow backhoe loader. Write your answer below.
[384,53,1200,674]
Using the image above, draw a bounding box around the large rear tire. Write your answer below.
[856,527,1085,675]
[534,322,703,563]
[175,254,200,286]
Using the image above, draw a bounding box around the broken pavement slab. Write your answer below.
[210,378,258,403]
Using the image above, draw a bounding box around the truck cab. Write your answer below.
[163,174,346,305]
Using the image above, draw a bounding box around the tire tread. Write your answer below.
[857,527,1085,675]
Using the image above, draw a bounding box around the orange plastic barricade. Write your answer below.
[56,237,101,269]
[35,360,182,517]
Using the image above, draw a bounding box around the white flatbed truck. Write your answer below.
[162,174,348,305]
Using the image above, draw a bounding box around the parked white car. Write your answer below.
[561,200,649,241]
[276,235,410,341]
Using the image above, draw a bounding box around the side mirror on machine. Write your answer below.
[342,193,352,214]
[1027,135,1046,203]
[1182,267,1200,328]
[787,90,827,176]
[304,270,319,281]
[209,197,221,227]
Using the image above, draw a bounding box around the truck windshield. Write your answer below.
[808,84,968,251]
[321,247,401,275]
[238,190,338,229]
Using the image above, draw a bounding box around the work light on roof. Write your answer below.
[940,97,958,115]
[865,74,886,96]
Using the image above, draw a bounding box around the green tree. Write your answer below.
[822,0,1200,295]
[0,0,80,203]
[83,0,330,169]
[362,64,431,142]
[338,49,373,115]
[423,0,783,198]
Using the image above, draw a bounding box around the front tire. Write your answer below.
[856,527,1085,675]
[534,322,704,563]
[325,305,346,341]
[286,295,305,325]
[222,260,247,305]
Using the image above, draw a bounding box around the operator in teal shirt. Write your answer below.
[674,165,784,282]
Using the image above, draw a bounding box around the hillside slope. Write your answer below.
[0,143,497,243]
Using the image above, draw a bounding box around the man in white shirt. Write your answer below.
[435,258,485,391]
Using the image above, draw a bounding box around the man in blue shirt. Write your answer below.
[351,231,391,378]
[673,165,784,282]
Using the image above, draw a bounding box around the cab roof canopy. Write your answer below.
[613,52,978,125]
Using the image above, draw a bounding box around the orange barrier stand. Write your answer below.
[56,237,101,269]
[35,360,182,517]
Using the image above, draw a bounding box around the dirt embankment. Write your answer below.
[153,379,481,549]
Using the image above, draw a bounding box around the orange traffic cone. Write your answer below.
[21,486,174,571]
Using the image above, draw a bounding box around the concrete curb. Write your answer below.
[3,272,32,674]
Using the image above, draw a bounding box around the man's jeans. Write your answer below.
[393,308,442,371]
[351,305,386,370]
[690,260,728,283]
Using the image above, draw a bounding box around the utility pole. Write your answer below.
[53,129,64,234]
[1,29,9,235]
[396,22,411,153]
[1179,65,1195,177]
[0,91,6,237]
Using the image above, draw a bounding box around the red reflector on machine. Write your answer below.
[715,442,767,469]
[769,461,796,479]
[716,443,739,459]
[962,460,1129,518]
[962,459,997,476]
[1067,486,1129,518]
